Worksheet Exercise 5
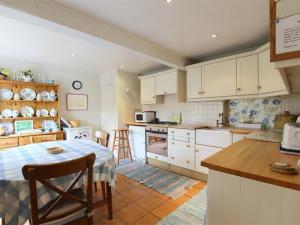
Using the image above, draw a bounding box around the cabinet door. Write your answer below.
[259,49,287,94]
[140,76,156,103]
[237,55,259,96]
[169,150,195,170]
[202,60,237,98]
[129,126,145,160]
[195,145,222,174]
[156,71,177,95]
[187,67,202,99]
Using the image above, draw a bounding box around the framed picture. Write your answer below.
[14,120,33,133]
[66,93,88,111]
[270,0,300,61]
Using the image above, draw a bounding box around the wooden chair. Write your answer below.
[112,128,132,166]
[30,134,57,144]
[95,131,110,147]
[22,153,96,225]
[94,131,110,196]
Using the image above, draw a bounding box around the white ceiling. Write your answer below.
[56,0,269,60]
[0,6,160,75]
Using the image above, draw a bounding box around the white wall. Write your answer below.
[0,57,101,131]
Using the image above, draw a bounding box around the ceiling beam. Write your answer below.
[0,0,187,69]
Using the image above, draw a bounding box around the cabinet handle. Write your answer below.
[186,144,190,148]
[171,157,175,159]
[153,96,156,99]
[198,91,205,94]
[171,142,174,145]
[257,85,262,90]
[237,88,241,91]
[186,160,190,164]
[195,149,199,152]
[186,132,190,135]
[155,156,158,159]
[164,91,167,94]
[171,131,174,134]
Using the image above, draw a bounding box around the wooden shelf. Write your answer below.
[0,100,58,103]
[0,79,59,87]
[0,116,59,122]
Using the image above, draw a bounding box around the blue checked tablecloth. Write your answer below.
[0,140,116,225]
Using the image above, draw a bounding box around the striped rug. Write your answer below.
[157,187,207,225]
[117,159,198,199]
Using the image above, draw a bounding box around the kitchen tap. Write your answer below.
[216,112,224,127]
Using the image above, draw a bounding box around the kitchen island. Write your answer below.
[202,139,300,225]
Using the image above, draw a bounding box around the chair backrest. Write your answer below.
[30,134,57,144]
[97,131,110,148]
[22,153,96,225]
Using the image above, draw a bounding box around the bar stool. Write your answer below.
[112,128,132,166]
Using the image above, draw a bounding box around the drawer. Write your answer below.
[195,144,222,174]
[169,150,195,170]
[147,152,169,163]
[168,139,195,153]
[0,137,19,149]
[168,128,195,139]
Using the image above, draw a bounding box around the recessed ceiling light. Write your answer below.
[120,65,124,69]
[165,0,172,3]
[71,53,75,58]
[211,34,217,38]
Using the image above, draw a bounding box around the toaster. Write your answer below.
[280,122,300,155]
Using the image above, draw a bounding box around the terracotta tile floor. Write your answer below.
[94,173,206,225]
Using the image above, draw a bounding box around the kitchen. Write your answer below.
[1,0,300,225]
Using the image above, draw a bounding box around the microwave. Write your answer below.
[135,111,155,123]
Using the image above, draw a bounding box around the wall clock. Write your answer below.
[72,80,82,90]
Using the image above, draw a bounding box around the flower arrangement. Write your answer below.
[0,67,10,79]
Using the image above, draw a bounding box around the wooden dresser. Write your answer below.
[0,79,63,150]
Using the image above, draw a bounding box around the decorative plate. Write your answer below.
[40,109,49,117]
[1,109,13,118]
[20,88,36,100]
[0,122,14,135]
[42,120,59,131]
[0,88,13,100]
[20,106,34,117]
[50,108,58,117]
[40,91,50,101]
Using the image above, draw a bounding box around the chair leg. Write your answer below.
[117,131,121,166]
[93,182,98,192]
[101,181,106,199]
[2,217,5,225]
[106,182,113,220]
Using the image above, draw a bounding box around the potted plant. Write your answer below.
[0,67,10,80]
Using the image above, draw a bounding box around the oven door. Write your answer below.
[146,132,168,157]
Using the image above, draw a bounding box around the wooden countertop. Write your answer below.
[202,139,300,191]
[0,130,63,139]
[125,122,253,134]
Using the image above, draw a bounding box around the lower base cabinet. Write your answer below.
[195,145,222,174]
[169,150,195,170]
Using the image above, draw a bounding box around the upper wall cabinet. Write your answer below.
[258,49,288,96]
[186,43,290,101]
[202,59,236,98]
[237,55,259,96]
[139,69,186,104]
[140,76,163,104]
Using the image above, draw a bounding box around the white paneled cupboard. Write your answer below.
[186,43,289,101]
[128,125,146,161]
[139,69,186,104]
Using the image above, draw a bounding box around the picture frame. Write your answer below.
[66,93,88,111]
[14,120,33,134]
[270,0,300,62]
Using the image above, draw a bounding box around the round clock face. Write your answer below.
[72,80,82,90]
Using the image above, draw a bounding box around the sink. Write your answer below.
[200,127,231,132]
[196,128,233,148]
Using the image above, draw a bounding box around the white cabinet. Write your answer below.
[156,71,177,95]
[195,145,222,174]
[168,128,195,170]
[196,129,232,148]
[128,126,145,161]
[187,66,202,99]
[140,76,156,104]
[258,49,288,95]
[202,60,237,98]
[237,55,259,96]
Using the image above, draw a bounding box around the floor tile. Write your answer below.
[184,185,202,198]
[116,203,148,225]
[115,180,134,193]
[120,186,148,202]
[101,216,126,225]
[94,205,109,221]
[133,213,160,225]
[112,194,132,212]
[136,194,164,211]
[151,201,178,219]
